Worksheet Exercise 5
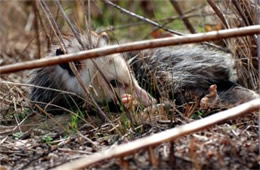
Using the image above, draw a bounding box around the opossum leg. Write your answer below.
[201,80,259,109]
[200,84,220,110]
[121,94,139,111]
[218,85,259,106]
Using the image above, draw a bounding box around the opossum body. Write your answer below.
[29,32,258,113]
[29,32,154,113]
[129,45,259,107]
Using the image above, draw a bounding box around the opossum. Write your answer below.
[129,45,259,107]
[30,32,258,113]
[29,32,155,113]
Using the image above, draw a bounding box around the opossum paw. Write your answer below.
[200,84,220,110]
[121,94,138,110]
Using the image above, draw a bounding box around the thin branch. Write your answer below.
[39,0,66,52]
[104,0,182,36]
[104,0,225,51]
[55,98,260,170]
[232,0,257,42]
[170,0,196,33]
[99,14,212,33]
[207,0,229,28]
[232,0,253,26]
[32,1,41,58]
[0,25,260,74]
[54,0,84,48]
[99,3,207,33]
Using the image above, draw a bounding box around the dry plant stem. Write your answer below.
[39,0,66,52]
[207,0,229,28]
[119,158,129,170]
[99,3,205,33]
[104,0,182,36]
[35,105,69,134]
[20,137,72,170]
[1,25,260,74]
[104,0,224,51]
[54,0,84,48]
[0,80,89,103]
[232,0,253,26]
[91,60,133,126]
[69,62,114,125]
[232,0,257,42]
[54,0,112,123]
[170,0,196,33]
[55,98,260,170]
[44,1,111,124]
[100,14,208,33]
[168,142,175,167]
[256,0,260,95]
[32,1,41,58]
[148,146,159,167]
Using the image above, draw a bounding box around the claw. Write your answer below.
[121,94,138,110]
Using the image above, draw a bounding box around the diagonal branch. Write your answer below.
[0,25,260,74]
[55,98,260,170]
[170,0,196,33]
[104,0,226,51]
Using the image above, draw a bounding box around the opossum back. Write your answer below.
[129,45,240,103]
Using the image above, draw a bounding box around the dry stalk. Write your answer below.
[170,0,196,33]
[207,0,229,28]
[32,1,41,59]
[55,98,260,170]
[148,146,159,167]
[104,0,225,51]
[0,25,260,74]
[41,0,113,124]
[104,0,181,36]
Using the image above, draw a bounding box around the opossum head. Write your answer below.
[54,32,155,107]
[90,54,157,106]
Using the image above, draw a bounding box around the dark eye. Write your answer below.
[110,80,122,88]
[56,48,64,56]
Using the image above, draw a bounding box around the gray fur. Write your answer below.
[129,45,258,105]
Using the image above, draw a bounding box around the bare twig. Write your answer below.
[55,1,115,124]
[256,0,260,95]
[55,98,260,170]
[54,0,84,48]
[207,0,229,28]
[32,1,41,58]
[232,0,257,42]
[39,0,66,52]
[0,25,260,74]
[99,14,211,33]
[232,0,253,26]
[104,0,182,36]
[148,146,159,167]
[104,0,225,51]
[170,0,196,33]
[35,105,69,133]
[19,137,72,170]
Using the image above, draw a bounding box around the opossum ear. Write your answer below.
[56,48,80,76]
[56,48,64,56]
[100,32,109,44]
[127,56,137,65]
